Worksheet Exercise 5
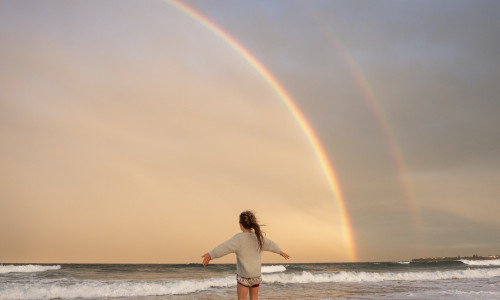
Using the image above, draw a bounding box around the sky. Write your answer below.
[1,0,499,263]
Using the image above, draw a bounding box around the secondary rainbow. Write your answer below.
[302,5,423,236]
[166,0,357,261]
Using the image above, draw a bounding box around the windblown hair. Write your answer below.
[239,210,265,250]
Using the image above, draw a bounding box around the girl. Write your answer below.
[201,210,290,300]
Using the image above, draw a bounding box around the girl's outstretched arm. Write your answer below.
[201,253,211,267]
[280,251,290,260]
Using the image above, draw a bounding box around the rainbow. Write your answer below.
[339,50,422,233]
[166,0,357,261]
[302,6,423,236]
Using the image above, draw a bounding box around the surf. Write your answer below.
[263,268,500,284]
[2,268,499,300]
[460,259,500,266]
[0,277,236,299]
[0,265,61,274]
[261,265,286,273]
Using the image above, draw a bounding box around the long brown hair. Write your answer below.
[239,210,265,250]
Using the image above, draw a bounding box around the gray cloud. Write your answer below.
[185,0,500,259]
[1,0,499,262]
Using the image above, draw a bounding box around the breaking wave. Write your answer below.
[0,277,235,300]
[261,265,286,273]
[0,265,61,274]
[263,268,500,284]
[2,267,499,299]
[460,259,500,266]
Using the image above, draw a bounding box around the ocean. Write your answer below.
[1,260,499,299]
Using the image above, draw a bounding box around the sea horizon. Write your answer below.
[3,253,499,265]
[2,259,500,299]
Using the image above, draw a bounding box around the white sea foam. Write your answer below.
[0,276,235,300]
[261,265,286,273]
[397,261,411,264]
[263,268,500,284]
[2,268,499,299]
[460,259,500,266]
[0,265,61,274]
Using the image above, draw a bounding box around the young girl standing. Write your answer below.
[201,210,289,300]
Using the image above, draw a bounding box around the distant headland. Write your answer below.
[412,254,500,262]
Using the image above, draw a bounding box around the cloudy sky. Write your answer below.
[1,0,499,263]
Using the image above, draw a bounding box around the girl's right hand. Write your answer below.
[280,251,290,260]
[201,253,211,266]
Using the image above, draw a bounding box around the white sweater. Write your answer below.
[208,232,282,278]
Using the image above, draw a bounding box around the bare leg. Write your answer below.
[237,283,249,300]
[249,285,260,300]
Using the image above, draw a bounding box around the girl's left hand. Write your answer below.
[201,253,211,266]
